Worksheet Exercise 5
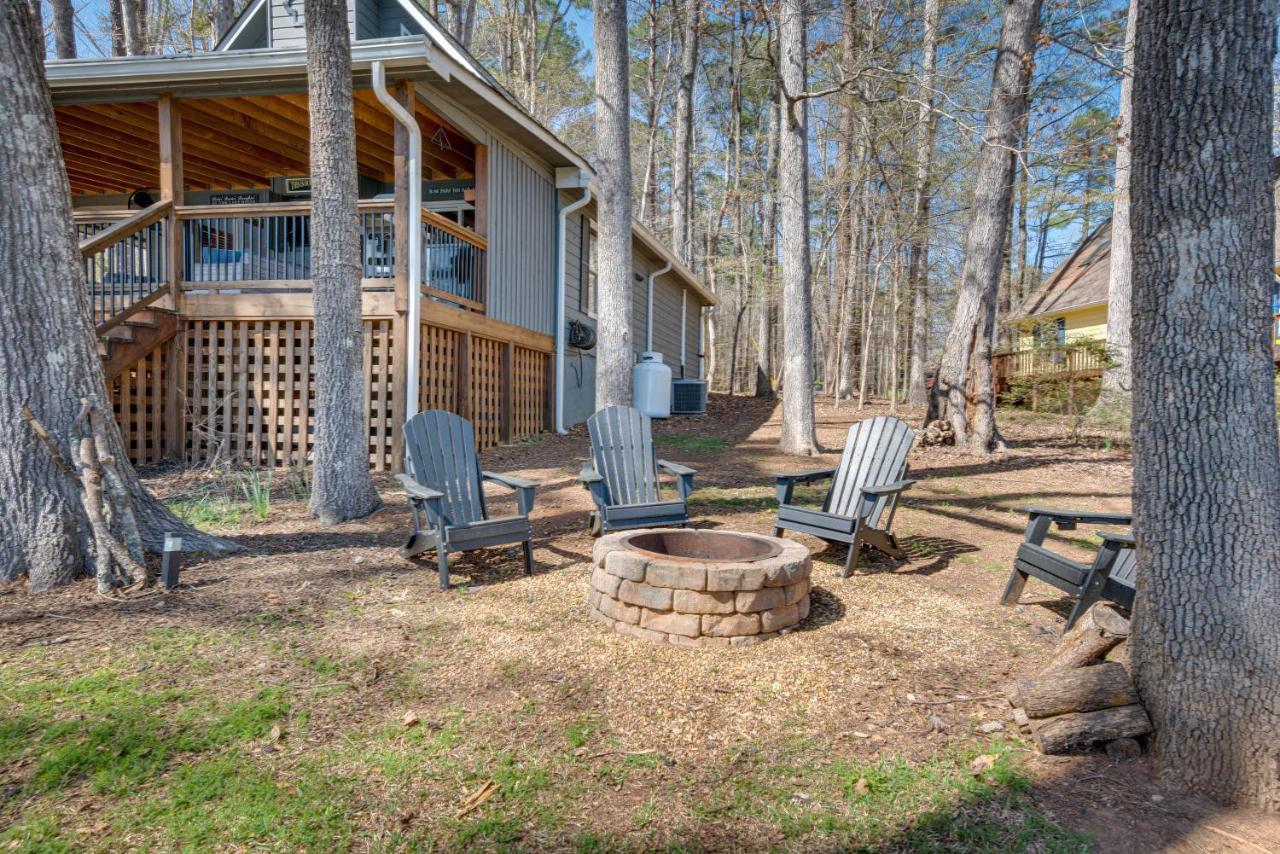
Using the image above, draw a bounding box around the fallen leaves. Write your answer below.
[970,754,998,776]
[402,711,419,729]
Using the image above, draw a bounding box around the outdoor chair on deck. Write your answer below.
[772,415,916,576]
[397,410,537,590]
[1000,507,1136,633]
[579,405,696,536]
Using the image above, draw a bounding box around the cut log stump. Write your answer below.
[1008,662,1139,719]
[1031,704,1151,755]
[1044,603,1130,672]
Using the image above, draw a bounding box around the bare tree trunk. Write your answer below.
[905,0,939,407]
[1128,0,1280,810]
[120,0,143,54]
[49,0,75,58]
[1091,0,1136,422]
[211,0,235,41]
[669,0,700,263]
[638,0,662,228]
[109,0,125,55]
[926,0,1041,451]
[0,1,235,590]
[776,0,818,455]
[593,0,634,408]
[306,0,381,524]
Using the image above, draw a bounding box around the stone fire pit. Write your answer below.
[587,529,811,647]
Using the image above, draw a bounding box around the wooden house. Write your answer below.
[46,0,715,471]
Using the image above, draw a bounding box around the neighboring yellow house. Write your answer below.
[1010,220,1113,351]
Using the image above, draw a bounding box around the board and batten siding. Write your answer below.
[485,140,557,336]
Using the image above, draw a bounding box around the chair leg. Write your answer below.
[436,548,450,591]
[773,526,784,538]
[843,542,861,578]
[588,513,603,537]
[522,540,534,576]
[999,568,1029,605]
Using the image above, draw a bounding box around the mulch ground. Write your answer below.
[2,395,1277,852]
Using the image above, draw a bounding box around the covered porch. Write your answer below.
[52,54,552,471]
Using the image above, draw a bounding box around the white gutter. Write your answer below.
[555,186,592,433]
[645,261,672,352]
[371,61,423,428]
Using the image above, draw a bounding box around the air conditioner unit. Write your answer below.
[671,379,708,415]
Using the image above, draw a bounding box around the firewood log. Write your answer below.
[1030,704,1151,755]
[1044,603,1131,672]
[1009,662,1138,719]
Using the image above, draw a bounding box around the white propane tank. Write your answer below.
[632,352,673,418]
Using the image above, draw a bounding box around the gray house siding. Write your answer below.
[561,201,596,427]
[379,0,422,36]
[269,0,305,48]
[267,0,396,47]
[486,140,557,335]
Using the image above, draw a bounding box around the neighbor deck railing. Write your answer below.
[992,345,1107,386]
[75,201,171,325]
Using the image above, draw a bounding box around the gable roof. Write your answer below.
[1013,220,1112,321]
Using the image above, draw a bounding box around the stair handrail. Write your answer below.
[79,199,172,259]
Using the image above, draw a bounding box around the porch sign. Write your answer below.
[209,191,265,205]
[423,179,473,202]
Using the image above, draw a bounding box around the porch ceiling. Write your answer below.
[55,89,475,197]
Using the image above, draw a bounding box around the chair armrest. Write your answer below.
[578,463,603,485]
[482,470,536,515]
[773,468,836,485]
[395,473,443,504]
[862,479,916,496]
[1096,531,1135,547]
[657,459,696,502]
[1019,506,1132,528]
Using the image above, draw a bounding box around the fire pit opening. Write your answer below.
[621,530,781,563]
[589,528,812,648]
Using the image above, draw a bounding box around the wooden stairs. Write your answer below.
[97,304,179,381]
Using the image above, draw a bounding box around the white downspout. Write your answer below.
[371,61,422,424]
[556,187,592,433]
[645,260,672,352]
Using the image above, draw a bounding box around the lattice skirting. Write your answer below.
[109,319,551,469]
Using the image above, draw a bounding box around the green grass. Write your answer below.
[689,485,825,510]
[165,470,289,529]
[654,433,731,453]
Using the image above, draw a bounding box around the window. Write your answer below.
[583,224,598,317]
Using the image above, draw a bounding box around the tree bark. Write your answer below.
[49,0,75,58]
[1091,0,1136,421]
[305,0,381,524]
[1128,0,1280,810]
[1010,662,1139,719]
[776,0,818,455]
[211,0,235,42]
[0,0,235,590]
[1030,704,1151,755]
[926,0,1041,449]
[592,0,634,408]
[669,0,700,264]
[1044,602,1130,671]
[904,0,939,407]
[108,0,125,55]
[120,0,143,55]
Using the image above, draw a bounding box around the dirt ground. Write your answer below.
[2,396,1277,852]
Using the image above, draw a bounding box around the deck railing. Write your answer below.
[76,201,171,325]
[421,207,486,309]
[992,345,1108,386]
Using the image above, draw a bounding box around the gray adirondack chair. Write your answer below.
[773,415,916,576]
[1000,507,1136,632]
[396,410,536,590]
[579,405,695,536]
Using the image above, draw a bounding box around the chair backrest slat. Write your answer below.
[1110,548,1137,589]
[404,410,486,526]
[826,416,916,525]
[587,405,659,506]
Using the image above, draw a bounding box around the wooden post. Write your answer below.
[456,332,471,420]
[499,341,513,444]
[472,144,488,306]
[543,353,555,432]
[158,94,186,460]
[390,80,415,473]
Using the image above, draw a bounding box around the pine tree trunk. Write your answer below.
[305,0,381,524]
[669,0,700,264]
[49,0,75,58]
[211,0,235,41]
[1091,0,1136,421]
[1128,0,1280,809]
[593,0,634,408]
[776,0,818,455]
[926,0,1040,449]
[0,1,236,590]
[905,0,939,407]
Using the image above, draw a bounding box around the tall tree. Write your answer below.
[927,0,1041,451]
[669,0,700,263]
[108,0,125,55]
[305,0,381,524]
[0,0,233,590]
[1128,0,1280,809]
[121,0,144,54]
[776,0,818,455]
[904,0,939,406]
[1091,0,1136,421]
[211,0,236,42]
[592,0,634,407]
[49,0,76,58]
